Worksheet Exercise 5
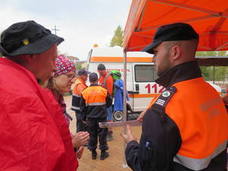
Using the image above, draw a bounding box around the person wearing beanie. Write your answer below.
[81,72,112,160]
[111,70,129,114]
[45,54,89,161]
[0,21,82,170]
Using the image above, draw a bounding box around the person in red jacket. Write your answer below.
[0,20,80,170]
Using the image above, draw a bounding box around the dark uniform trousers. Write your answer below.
[75,110,87,132]
[72,95,87,132]
[87,118,108,151]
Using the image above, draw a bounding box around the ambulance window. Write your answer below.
[135,65,156,82]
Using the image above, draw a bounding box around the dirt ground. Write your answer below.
[64,95,142,171]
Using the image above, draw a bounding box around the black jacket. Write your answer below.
[125,61,227,171]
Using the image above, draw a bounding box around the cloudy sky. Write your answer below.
[0,0,131,60]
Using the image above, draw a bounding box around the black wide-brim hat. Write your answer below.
[143,23,199,54]
[0,20,64,57]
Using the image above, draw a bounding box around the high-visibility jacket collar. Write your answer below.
[156,61,202,88]
[75,77,86,85]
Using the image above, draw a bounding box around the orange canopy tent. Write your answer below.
[123,0,228,52]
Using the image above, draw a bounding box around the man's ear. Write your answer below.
[171,45,181,61]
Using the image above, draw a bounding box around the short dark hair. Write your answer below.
[89,72,98,82]
[77,69,89,76]
[97,63,106,70]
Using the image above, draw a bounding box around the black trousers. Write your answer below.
[75,111,87,132]
[87,118,108,151]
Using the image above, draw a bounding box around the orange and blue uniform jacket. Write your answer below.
[126,61,228,171]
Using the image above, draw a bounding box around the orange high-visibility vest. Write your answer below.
[166,77,228,170]
[73,78,87,96]
[99,73,114,96]
[82,86,107,106]
[72,78,87,111]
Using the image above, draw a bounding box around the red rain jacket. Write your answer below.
[0,58,78,170]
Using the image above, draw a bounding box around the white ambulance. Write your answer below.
[87,47,162,114]
[87,47,223,120]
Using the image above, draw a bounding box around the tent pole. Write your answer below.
[122,48,128,168]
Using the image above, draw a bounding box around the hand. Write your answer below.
[137,110,146,122]
[121,124,136,143]
[76,146,84,159]
[72,131,89,149]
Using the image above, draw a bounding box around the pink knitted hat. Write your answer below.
[54,55,76,76]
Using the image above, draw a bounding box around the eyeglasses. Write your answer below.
[65,73,76,80]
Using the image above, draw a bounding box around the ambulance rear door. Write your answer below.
[130,63,164,111]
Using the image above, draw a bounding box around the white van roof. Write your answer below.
[91,47,153,57]
[89,47,154,63]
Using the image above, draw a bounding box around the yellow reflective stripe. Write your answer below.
[86,102,106,106]
[174,141,227,170]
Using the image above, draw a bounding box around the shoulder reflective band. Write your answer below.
[173,141,227,170]
[86,102,106,106]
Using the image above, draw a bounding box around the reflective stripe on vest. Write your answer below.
[166,77,228,170]
[71,106,80,110]
[82,86,107,106]
[86,102,106,106]
[72,95,81,110]
[173,141,227,170]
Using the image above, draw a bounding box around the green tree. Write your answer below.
[110,26,123,47]
[196,51,227,57]
[76,63,82,70]
[196,51,228,81]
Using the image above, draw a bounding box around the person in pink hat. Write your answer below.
[45,54,89,159]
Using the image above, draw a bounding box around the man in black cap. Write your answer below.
[72,69,89,132]
[81,72,112,160]
[0,21,79,170]
[121,23,227,171]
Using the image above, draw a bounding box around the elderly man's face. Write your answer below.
[32,45,57,83]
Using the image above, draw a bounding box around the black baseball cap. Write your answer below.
[0,20,64,57]
[77,69,89,76]
[97,63,106,70]
[89,72,98,82]
[143,23,199,54]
